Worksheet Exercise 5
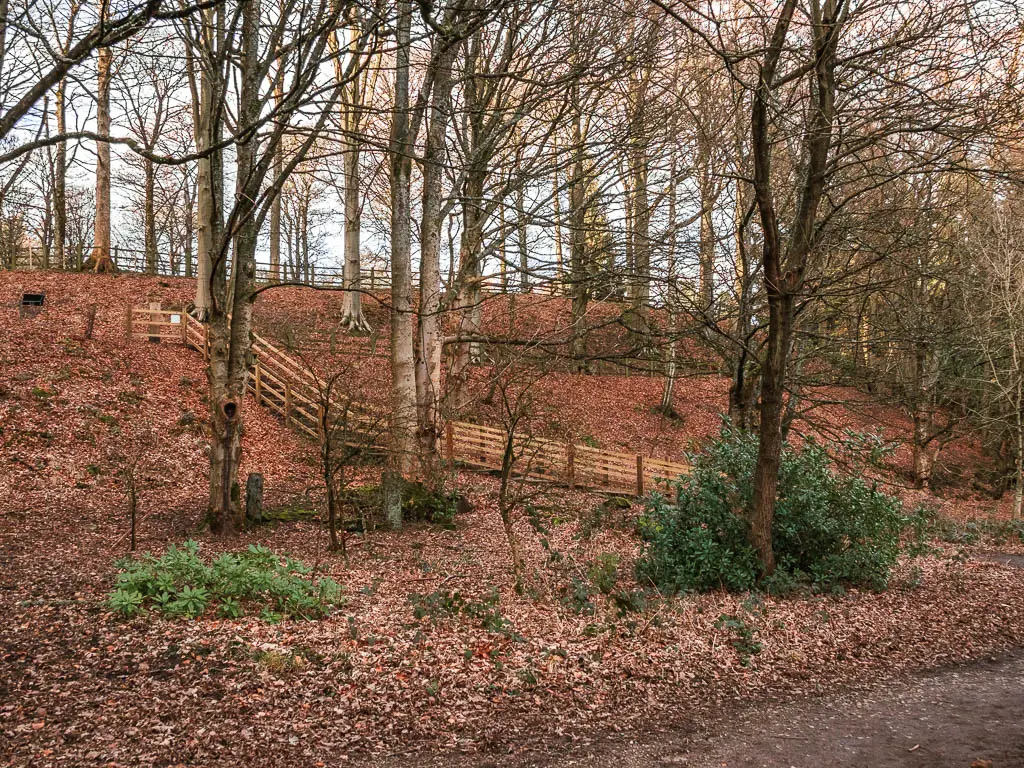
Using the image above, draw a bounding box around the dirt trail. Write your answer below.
[477,651,1024,768]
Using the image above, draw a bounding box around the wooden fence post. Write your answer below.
[284,382,292,425]
[636,455,644,497]
[254,360,263,404]
[147,302,161,341]
[446,422,455,464]
[566,442,576,490]
[203,324,210,362]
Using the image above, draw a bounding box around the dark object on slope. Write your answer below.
[19,292,45,318]
[245,472,264,525]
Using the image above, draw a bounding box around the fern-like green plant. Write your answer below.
[108,540,343,621]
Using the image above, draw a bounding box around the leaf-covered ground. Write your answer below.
[3,271,1024,767]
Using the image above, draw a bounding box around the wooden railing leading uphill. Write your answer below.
[128,304,691,496]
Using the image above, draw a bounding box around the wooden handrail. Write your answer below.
[134,307,691,495]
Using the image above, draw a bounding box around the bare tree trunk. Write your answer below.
[415,40,457,475]
[499,202,508,292]
[551,154,563,284]
[698,156,716,317]
[268,175,282,281]
[144,158,158,274]
[388,0,418,516]
[728,177,755,429]
[450,29,487,403]
[1015,399,1023,520]
[748,0,839,575]
[183,183,195,278]
[89,46,113,273]
[911,408,933,490]
[630,146,650,313]
[54,79,67,270]
[660,310,678,415]
[189,19,220,321]
[660,171,678,414]
[568,113,590,371]
[515,187,529,292]
[450,168,485,408]
[332,23,374,333]
[340,139,370,330]
[268,64,284,283]
[206,0,261,535]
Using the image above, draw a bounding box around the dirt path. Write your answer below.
[398,649,1024,768]
[481,651,1024,768]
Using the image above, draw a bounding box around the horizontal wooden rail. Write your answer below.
[129,304,690,496]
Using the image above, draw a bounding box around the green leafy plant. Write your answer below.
[587,553,620,594]
[636,426,908,594]
[402,482,462,527]
[107,540,343,620]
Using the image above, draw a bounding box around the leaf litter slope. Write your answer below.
[1,271,1023,765]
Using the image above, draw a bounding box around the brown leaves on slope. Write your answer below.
[2,271,1021,767]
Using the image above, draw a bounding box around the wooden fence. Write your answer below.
[129,304,691,496]
[37,245,567,297]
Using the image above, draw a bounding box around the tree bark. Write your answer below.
[189,15,220,321]
[515,187,530,292]
[144,157,157,273]
[568,111,590,371]
[340,138,369,331]
[206,0,261,535]
[89,46,113,272]
[748,0,840,575]
[415,39,457,475]
[268,63,284,283]
[54,78,67,269]
[388,0,418,514]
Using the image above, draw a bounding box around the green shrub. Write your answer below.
[636,427,907,594]
[401,482,461,527]
[108,540,343,620]
[587,553,620,594]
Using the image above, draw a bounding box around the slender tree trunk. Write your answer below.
[340,139,369,331]
[54,80,67,270]
[631,148,650,312]
[1015,396,1023,520]
[698,158,716,317]
[660,309,678,415]
[660,173,678,413]
[190,21,220,321]
[415,40,456,475]
[552,156,563,285]
[451,170,485,407]
[268,65,284,283]
[144,158,158,274]
[515,187,529,292]
[499,202,508,292]
[207,0,261,535]
[268,179,282,281]
[90,46,113,272]
[747,0,837,575]
[388,0,418,516]
[568,114,590,371]
[184,185,195,278]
